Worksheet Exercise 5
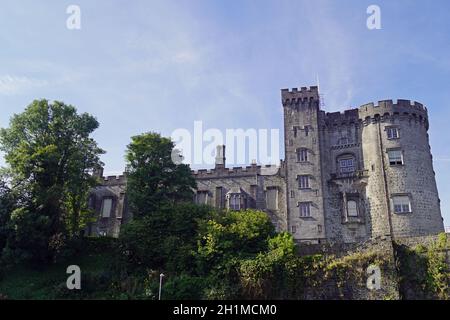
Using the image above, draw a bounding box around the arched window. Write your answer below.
[347,200,358,217]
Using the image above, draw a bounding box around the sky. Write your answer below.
[0,0,449,224]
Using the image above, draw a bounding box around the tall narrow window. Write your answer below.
[215,187,223,209]
[304,126,309,136]
[229,194,241,210]
[388,150,403,165]
[386,127,399,139]
[347,200,358,217]
[299,202,311,217]
[298,175,310,189]
[101,198,113,218]
[297,148,308,162]
[393,196,411,213]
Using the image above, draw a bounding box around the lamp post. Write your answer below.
[159,273,165,300]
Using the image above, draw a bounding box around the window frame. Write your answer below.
[392,195,412,214]
[100,197,113,218]
[386,127,400,140]
[229,194,241,211]
[297,148,308,162]
[299,202,311,217]
[347,200,359,217]
[298,175,310,189]
[388,149,404,166]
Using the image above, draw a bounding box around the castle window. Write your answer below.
[347,200,358,217]
[304,126,309,136]
[386,127,399,139]
[297,148,308,162]
[215,187,223,209]
[388,149,403,165]
[339,158,355,173]
[392,196,411,213]
[229,194,241,210]
[196,191,208,205]
[266,187,278,210]
[291,225,297,234]
[101,198,113,218]
[318,224,323,233]
[299,202,311,217]
[298,175,310,189]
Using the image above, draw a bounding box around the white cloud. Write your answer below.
[0,75,48,95]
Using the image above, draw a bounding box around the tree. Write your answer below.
[0,100,104,262]
[0,174,15,255]
[125,132,196,217]
[118,203,213,273]
[196,209,276,274]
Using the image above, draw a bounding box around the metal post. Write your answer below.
[159,273,165,300]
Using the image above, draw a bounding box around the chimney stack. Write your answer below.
[215,145,226,169]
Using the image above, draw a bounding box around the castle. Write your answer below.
[87,86,444,244]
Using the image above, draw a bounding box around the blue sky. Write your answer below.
[0,0,449,224]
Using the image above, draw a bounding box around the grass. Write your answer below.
[0,243,116,300]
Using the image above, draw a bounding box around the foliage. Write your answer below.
[395,233,450,300]
[239,232,296,299]
[0,176,15,254]
[118,203,213,273]
[0,100,104,263]
[196,209,276,273]
[125,132,196,218]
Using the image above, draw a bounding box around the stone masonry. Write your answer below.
[88,85,444,244]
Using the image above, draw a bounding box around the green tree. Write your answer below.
[118,203,213,273]
[125,132,196,218]
[0,100,104,262]
[0,174,15,255]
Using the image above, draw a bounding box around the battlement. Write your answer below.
[101,174,127,186]
[192,164,281,179]
[281,86,319,106]
[325,108,360,125]
[192,164,260,179]
[358,99,429,129]
[359,99,427,116]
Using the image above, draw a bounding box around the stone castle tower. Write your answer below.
[282,86,444,243]
[88,85,444,244]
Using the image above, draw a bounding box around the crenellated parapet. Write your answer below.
[101,174,127,186]
[192,164,282,179]
[324,109,360,126]
[281,86,320,107]
[359,99,429,129]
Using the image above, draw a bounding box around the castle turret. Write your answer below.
[359,100,443,238]
[282,86,327,243]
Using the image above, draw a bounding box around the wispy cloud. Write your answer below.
[0,75,48,95]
